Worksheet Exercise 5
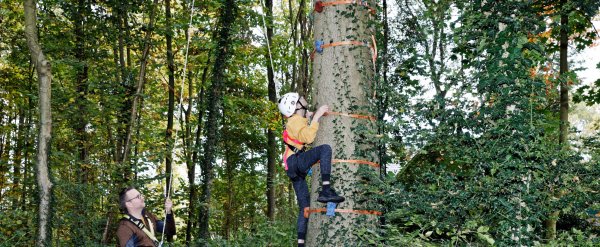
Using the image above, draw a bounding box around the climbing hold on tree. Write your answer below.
[326,202,337,217]
[315,40,324,54]
[314,0,324,13]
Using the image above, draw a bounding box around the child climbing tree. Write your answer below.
[306,1,380,245]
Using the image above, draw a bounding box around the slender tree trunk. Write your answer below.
[0,115,14,203]
[102,1,159,243]
[22,75,34,211]
[547,0,569,240]
[121,0,159,167]
[24,1,54,245]
[164,0,175,197]
[297,0,310,95]
[380,0,390,175]
[186,60,208,245]
[74,0,90,183]
[263,0,277,221]
[198,0,237,242]
[11,107,25,209]
[307,1,379,245]
[72,1,90,243]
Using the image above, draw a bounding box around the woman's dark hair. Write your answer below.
[118,186,136,213]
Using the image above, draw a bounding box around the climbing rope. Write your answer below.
[259,0,278,97]
[159,0,196,245]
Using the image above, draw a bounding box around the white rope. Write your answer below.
[160,0,195,245]
[259,0,278,96]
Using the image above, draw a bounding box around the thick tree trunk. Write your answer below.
[264,0,277,221]
[307,1,379,245]
[24,1,54,245]
[198,0,237,242]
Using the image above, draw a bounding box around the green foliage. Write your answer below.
[198,217,296,246]
[1,0,599,245]
[0,210,35,246]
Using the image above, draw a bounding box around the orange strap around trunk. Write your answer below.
[326,111,376,121]
[304,207,382,218]
[310,37,378,69]
[312,159,380,168]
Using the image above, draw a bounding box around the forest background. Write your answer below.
[1,0,600,246]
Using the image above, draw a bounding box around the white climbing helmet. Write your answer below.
[278,92,300,117]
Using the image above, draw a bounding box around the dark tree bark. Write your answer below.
[187,59,209,245]
[71,1,91,243]
[24,0,54,245]
[263,0,277,221]
[198,0,237,242]
[12,107,25,209]
[547,0,569,240]
[164,0,175,197]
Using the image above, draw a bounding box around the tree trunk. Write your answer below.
[11,107,25,210]
[198,0,237,242]
[72,1,90,243]
[264,0,277,221]
[164,0,175,197]
[0,114,14,203]
[22,76,34,211]
[186,59,208,246]
[547,0,569,240]
[24,1,54,245]
[297,0,310,95]
[307,1,379,245]
[102,1,159,243]
[121,0,159,168]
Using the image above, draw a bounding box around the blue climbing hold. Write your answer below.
[326,202,337,217]
[307,168,312,176]
[315,40,324,54]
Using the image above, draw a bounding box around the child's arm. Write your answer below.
[311,105,329,123]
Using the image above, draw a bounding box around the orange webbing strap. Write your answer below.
[312,159,380,168]
[311,36,378,68]
[304,207,382,218]
[321,40,365,49]
[326,111,376,121]
[315,0,376,15]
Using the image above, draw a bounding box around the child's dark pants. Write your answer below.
[285,144,332,241]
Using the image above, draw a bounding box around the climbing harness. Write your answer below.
[314,0,376,15]
[282,129,306,170]
[121,214,160,246]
